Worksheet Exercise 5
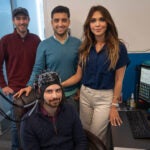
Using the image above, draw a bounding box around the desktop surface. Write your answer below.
[111,110,150,149]
[126,110,150,139]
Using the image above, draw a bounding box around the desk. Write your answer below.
[111,110,150,150]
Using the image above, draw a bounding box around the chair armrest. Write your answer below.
[84,129,107,150]
[13,89,38,120]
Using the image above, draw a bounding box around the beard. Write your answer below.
[54,29,68,37]
[44,98,61,108]
[16,24,28,34]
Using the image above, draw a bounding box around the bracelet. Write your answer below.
[111,103,119,107]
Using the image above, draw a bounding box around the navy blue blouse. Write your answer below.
[81,42,130,89]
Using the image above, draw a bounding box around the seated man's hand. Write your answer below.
[13,86,32,98]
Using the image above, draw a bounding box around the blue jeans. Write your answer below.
[9,94,19,150]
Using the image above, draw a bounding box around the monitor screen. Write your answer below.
[138,64,150,104]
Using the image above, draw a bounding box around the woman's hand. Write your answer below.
[13,86,32,98]
[109,106,123,126]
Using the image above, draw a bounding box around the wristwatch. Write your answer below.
[111,103,119,107]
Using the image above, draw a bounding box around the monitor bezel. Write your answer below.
[137,64,150,109]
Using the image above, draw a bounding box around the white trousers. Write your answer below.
[80,85,113,145]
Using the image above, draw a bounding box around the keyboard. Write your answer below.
[126,110,150,139]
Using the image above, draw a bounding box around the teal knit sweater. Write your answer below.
[27,36,81,96]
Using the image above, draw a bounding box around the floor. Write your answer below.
[0,128,11,150]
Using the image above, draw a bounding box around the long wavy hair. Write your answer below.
[79,5,120,69]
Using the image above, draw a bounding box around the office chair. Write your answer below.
[84,129,107,150]
[13,89,39,150]
[13,89,39,122]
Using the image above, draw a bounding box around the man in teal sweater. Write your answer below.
[14,6,81,111]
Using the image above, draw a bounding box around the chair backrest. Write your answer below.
[84,129,107,150]
[13,89,38,121]
[13,90,39,150]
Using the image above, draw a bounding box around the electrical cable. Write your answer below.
[0,91,24,108]
[0,91,39,122]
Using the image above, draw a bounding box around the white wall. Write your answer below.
[0,0,13,38]
[16,0,45,40]
[43,0,150,52]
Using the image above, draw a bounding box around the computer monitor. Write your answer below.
[137,64,150,109]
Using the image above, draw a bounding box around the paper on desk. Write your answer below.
[114,147,145,150]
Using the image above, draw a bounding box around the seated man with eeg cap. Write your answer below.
[20,71,87,150]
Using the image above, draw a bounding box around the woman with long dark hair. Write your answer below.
[62,5,130,146]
